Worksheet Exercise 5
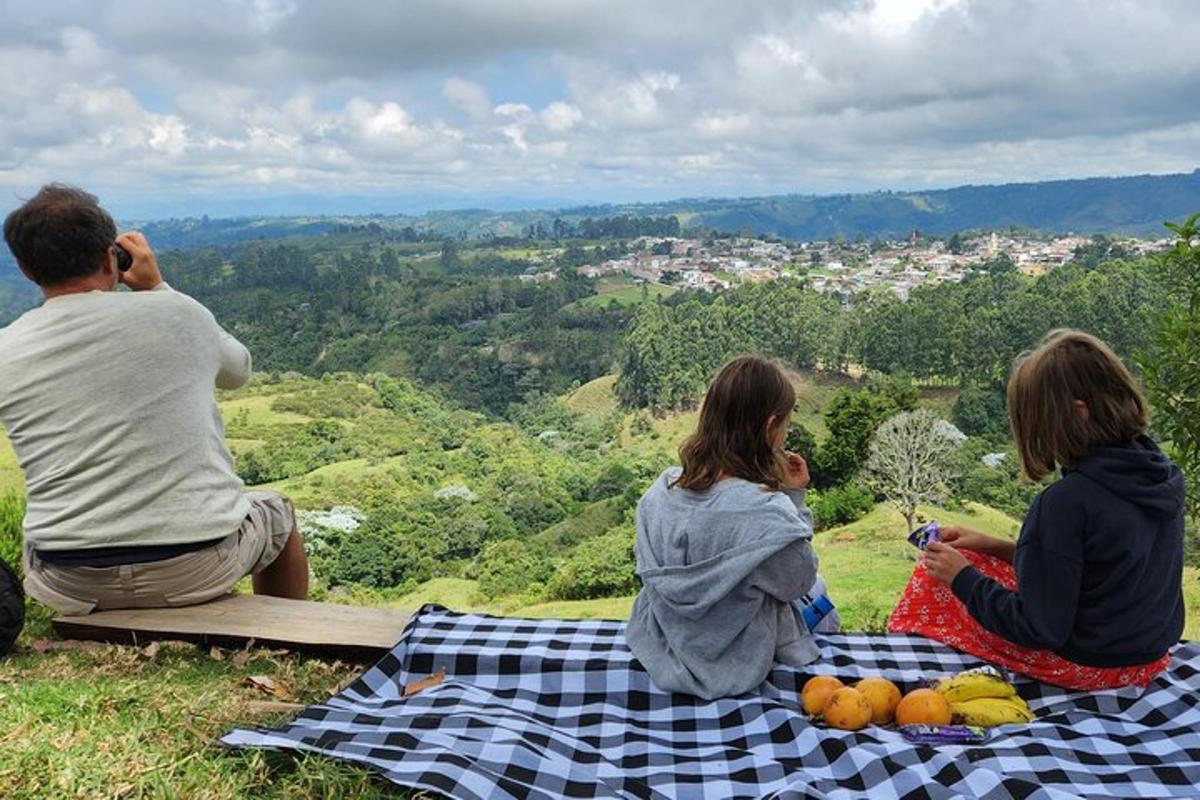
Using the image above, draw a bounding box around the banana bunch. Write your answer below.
[950,696,1035,727]
[934,666,1017,703]
[933,667,1035,728]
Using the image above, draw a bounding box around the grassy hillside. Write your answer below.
[372,500,1200,640]
[3,368,1197,798]
[571,276,677,308]
[567,370,952,448]
[378,501,1023,631]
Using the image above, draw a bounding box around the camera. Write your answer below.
[113,243,133,272]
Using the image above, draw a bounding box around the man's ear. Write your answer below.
[1072,399,1090,421]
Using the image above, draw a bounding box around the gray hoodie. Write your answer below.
[626,467,822,699]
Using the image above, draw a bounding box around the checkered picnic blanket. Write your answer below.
[223,605,1200,799]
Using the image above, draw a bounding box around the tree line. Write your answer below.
[617,256,1168,435]
[159,241,632,416]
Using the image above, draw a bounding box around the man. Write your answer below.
[0,184,308,614]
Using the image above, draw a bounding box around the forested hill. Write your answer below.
[638,170,1200,240]
[114,168,1200,243]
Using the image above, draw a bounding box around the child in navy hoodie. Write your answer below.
[916,330,1185,688]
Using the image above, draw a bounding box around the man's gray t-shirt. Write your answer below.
[0,285,251,552]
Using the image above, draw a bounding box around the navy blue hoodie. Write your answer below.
[952,436,1185,667]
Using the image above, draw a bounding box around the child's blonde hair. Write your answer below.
[1007,329,1148,480]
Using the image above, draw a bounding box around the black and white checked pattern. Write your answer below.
[223,605,1200,799]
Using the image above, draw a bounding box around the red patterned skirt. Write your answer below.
[887,550,1171,691]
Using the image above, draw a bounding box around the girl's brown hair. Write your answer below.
[1007,329,1148,481]
[674,355,795,492]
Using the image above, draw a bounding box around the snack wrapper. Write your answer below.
[908,521,940,550]
[900,724,991,746]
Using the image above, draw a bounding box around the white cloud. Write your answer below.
[695,113,752,140]
[0,0,1196,212]
[540,101,582,133]
[580,70,682,129]
[443,77,492,122]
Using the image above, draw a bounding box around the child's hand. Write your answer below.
[782,451,810,489]
[937,526,1016,563]
[938,525,989,551]
[924,540,970,585]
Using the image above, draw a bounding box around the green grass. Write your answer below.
[352,501,1200,642]
[0,432,23,494]
[0,641,402,799]
[219,395,312,428]
[368,577,636,621]
[493,247,548,260]
[814,502,1020,632]
[378,577,482,611]
[514,596,635,620]
[566,375,621,416]
[574,277,677,308]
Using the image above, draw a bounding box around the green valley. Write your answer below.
[1,208,1197,800]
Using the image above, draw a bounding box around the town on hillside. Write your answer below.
[558,231,1171,299]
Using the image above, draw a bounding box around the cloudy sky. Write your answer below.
[1,0,1198,217]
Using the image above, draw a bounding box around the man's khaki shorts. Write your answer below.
[23,491,296,616]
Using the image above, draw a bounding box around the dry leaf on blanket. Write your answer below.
[404,668,446,697]
[242,675,295,700]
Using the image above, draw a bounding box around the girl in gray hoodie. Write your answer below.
[626,356,839,700]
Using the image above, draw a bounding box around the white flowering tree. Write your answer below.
[862,409,966,532]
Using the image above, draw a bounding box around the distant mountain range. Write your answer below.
[3,170,1199,316]
[107,169,1200,248]
[597,169,1200,240]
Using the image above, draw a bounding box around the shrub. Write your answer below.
[807,484,874,531]
[785,422,818,462]
[547,525,639,601]
[951,439,1046,520]
[1139,212,1200,521]
[477,539,552,599]
[588,462,637,502]
[954,381,1009,439]
[325,523,441,591]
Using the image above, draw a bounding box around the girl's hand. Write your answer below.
[937,525,989,551]
[782,451,810,489]
[938,526,1017,563]
[924,540,970,585]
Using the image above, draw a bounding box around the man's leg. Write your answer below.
[253,526,309,600]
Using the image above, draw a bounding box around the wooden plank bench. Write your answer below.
[53,594,412,661]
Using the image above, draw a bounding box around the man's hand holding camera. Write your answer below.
[115,231,163,291]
